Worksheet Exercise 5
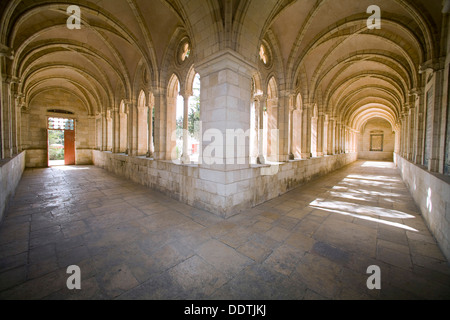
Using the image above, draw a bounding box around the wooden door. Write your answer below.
[64,130,75,165]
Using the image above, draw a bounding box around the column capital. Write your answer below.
[419,57,445,74]
[254,93,267,102]
[0,44,14,59]
[195,48,257,78]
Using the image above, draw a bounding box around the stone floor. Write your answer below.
[0,160,450,300]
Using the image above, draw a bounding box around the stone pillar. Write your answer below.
[400,113,407,158]
[301,105,311,159]
[12,89,22,155]
[196,49,254,169]
[327,118,335,155]
[101,111,107,151]
[404,106,411,160]
[335,121,341,154]
[106,109,112,152]
[288,94,296,160]
[316,113,325,157]
[0,45,14,159]
[137,103,148,156]
[323,115,329,155]
[151,87,166,160]
[1,75,12,158]
[112,107,120,153]
[412,89,424,164]
[277,91,290,162]
[408,106,415,161]
[194,49,256,217]
[310,111,318,157]
[181,93,191,163]
[15,94,24,153]
[427,67,444,172]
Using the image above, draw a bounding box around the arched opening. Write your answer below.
[292,93,302,159]
[266,77,278,162]
[168,74,182,160]
[147,92,155,158]
[137,90,148,156]
[187,73,201,163]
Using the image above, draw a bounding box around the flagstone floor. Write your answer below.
[1,160,449,300]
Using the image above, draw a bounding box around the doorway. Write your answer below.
[48,117,75,166]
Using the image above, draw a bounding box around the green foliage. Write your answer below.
[48,130,65,160]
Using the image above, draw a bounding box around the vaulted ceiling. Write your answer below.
[0,0,444,131]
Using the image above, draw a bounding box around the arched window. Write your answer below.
[187,73,201,163]
[266,77,278,162]
[168,74,182,160]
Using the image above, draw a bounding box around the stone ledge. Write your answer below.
[93,150,357,218]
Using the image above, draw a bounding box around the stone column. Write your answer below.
[0,45,14,159]
[412,88,424,164]
[408,106,415,161]
[12,89,22,155]
[101,111,107,151]
[288,94,296,160]
[15,94,24,153]
[1,75,12,158]
[301,105,311,159]
[427,67,444,172]
[400,113,407,158]
[106,109,112,152]
[277,91,290,162]
[327,118,335,155]
[181,93,191,163]
[196,49,254,169]
[335,121,340,154]
[323,114,329,156]
[112,107,120,153]
[310,111,318,157]
[316,113,325,157]
[137,103,148,156]
[151,87,166,160]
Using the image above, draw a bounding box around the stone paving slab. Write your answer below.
[0,161,450,300]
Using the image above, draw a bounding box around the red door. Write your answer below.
[64,130,75,165]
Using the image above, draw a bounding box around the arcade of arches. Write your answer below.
[1,0,450,298]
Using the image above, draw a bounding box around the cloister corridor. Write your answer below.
[0,160,449,300]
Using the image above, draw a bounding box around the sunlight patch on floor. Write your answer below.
[361,161,394,168]
[309,198,418,231]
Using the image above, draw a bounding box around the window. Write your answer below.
[370,133,383,151]
[48,117,74,130]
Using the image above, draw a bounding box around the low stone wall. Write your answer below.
[0,151,26,223]
[93,151,357,218]
[358,151,393,161]
[395,154,450,261]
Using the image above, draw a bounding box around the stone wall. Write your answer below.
[358,118,395,161]
[395,154,450,261]
[0,151,26,223]
[93,150,357,218]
